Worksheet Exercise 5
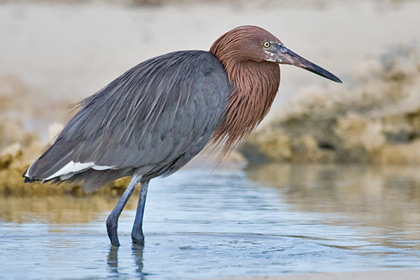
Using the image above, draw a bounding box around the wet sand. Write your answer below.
[211,270,420,280]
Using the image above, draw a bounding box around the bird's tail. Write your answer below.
[23,142,133,192]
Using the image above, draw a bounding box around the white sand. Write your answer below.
[1,0,420,114]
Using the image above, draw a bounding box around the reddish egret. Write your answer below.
[24,25,341,246]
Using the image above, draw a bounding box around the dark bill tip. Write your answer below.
[278,45,342,83]
[302,62,343,83]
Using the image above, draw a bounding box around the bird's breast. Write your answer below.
[211,61,280,153]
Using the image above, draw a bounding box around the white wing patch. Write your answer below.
[92,165,114,171]
[24,165,33,178]
[44,161,115,181]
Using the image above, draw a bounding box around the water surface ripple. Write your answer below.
[1,164,419,279]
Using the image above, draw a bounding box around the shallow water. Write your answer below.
[1,164,420,279]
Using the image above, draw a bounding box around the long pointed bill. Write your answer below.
[274,44,342,83]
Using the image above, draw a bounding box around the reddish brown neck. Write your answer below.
[210,53,280,153]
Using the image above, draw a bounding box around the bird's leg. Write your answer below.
[106,173,141,246]
[131,180,149,245]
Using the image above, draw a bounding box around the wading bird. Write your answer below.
[24,25,341,246]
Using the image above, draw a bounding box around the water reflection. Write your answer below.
[107,246,119,273]
[106,245,145,278]
[0,195,136,224]
[132,245,145,277]
[245,164,420,249]
[1,166,420,279]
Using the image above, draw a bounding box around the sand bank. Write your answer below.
[210,270,420,280]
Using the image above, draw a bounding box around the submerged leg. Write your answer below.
[106,173,142,246]
[131,180,149,244]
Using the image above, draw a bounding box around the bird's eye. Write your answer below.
[263,41,271,48]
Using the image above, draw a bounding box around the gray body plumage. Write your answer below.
[24,50,230,192]
[23,26,342,246]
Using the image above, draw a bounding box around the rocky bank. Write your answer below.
[241,44,420,164]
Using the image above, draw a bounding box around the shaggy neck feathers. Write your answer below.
[209,32,280,154]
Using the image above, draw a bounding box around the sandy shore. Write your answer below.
[209,270,420,280]
[1,0,420,113]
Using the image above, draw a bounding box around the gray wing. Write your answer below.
[24,51,230,190]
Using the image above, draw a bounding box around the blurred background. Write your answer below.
[1,1,420,279]
[1,0,420,168]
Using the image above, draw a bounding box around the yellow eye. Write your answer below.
[263,41,271,48]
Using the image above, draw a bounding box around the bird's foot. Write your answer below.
[131,230,145,245]
[106,216,120,246]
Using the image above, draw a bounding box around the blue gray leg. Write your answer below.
[106,173,142,246]
[131,180,149,245]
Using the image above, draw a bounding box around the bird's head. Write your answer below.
[210,25,342,83]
